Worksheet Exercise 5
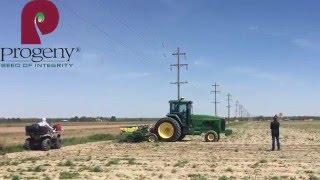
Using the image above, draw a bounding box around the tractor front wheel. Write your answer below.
[147,133,158,142]
[204,131,219,142]
[155,118,181,142]
[41,138,51,151]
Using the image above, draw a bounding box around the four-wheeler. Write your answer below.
[150,98,227,142]
[24,124,63,151]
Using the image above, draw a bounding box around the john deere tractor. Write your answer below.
[150,98,227,142]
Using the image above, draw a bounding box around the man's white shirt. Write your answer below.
[38,121,53,130]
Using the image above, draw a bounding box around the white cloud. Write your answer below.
[291,38,320,51]
[193,60,206,66]
[250,72,279,82]
[249,25,259,31]
[292,38,313,48]
[124,72,150,78]
[192,56,217,67]
[226,66,293,84]
[159,0,174,6]
[110,72,151,79]
[226,66,257,74]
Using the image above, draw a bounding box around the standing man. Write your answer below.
[270,115,280,151]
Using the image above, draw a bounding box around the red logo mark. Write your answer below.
[21,0,59,44]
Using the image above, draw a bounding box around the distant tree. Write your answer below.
[70,116,79,122]
[110,116,117,122]
[257,116,264,121]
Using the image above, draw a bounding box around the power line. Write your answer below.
[61,19,114,51]
[58,0,154,63]
[98,1,156,50]
[242,107,250,118]
[211,83,220,116]
[170,47,188,100]
[98,0,171,61]
[235,100,239,118]
[226,93,232,120]
[239,104,243,118]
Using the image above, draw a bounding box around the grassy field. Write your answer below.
[0,120,319,179]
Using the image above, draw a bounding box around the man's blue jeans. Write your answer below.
[272,134,280,150]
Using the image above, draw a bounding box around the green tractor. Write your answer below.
[150,99,227,142]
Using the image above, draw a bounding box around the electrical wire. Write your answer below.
[58,0,155,63]
[99,0,172,61]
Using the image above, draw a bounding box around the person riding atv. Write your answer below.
[37,118,54,131]
[24,118,63,151]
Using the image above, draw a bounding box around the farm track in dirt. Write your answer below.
[0,121,319,179]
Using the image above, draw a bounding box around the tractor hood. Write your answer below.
[191,114,226,133]
[192,114,223,121]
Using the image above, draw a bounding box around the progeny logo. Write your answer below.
[0,0,80,69]
[21,0,59,44]
[0,47,78,62]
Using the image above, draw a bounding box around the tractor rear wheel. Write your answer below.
[204,131,219,142]
[178,133,186,141]
[155,118,181,142]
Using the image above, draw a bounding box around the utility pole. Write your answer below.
[211,83,220,116]
[171,47,188,100]
[235,100,239,118]
[239,104,243,118]
[226,93,232,120]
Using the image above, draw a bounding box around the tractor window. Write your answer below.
[170,103,187,118]
[170,104,180,113]
[179,104,187,114]
[179,104,187,118]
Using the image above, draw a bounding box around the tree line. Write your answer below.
[0,116,319,124]
[0,116,159,123]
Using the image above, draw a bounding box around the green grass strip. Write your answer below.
[0,133,116,155]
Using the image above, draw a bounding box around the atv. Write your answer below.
[24,123,63,151]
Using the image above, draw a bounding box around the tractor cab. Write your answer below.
[168,99,193,127]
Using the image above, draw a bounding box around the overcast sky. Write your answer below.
[1,0,320,118]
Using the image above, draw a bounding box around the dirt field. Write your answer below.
[0,121,319,179]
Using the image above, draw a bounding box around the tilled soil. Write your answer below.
[0,121,319,180]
